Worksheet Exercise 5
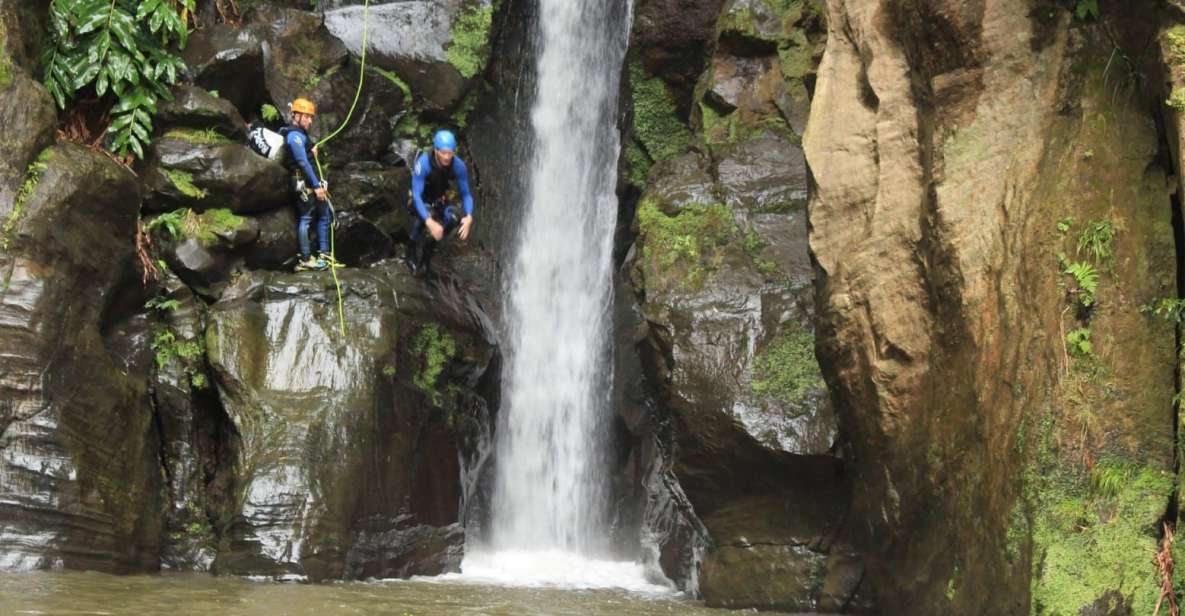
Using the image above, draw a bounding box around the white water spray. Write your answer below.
[458,0,655,590]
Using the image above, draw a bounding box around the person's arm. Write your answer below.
[287,131,321,189]
[411,154,431,220]
[455,159,474,217]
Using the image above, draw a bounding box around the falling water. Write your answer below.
[457,0,656,590]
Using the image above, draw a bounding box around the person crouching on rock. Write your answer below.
[287,97,341,272]
[405,129,475,276]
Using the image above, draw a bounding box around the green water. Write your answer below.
[0,572,796,615]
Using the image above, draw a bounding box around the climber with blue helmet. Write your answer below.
[405,129,475,276]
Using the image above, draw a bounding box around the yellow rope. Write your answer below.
[311,0,371,337]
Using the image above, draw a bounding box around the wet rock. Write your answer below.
[141,136,289,214]
[644,151,717,213]
[0,0,47,72]
[152,276,221,572]
[0,67,56,211]
[699,494,863,612]
[345,515,464,579]
[0,143,162,573]
[243,207,299,271]
[181,24,267,116]
[715,132,807,211]
[329,161,410,266]
[157,85,248,139]
[631,0,729,114]
[207,266,496,580]
[259,7,406,163]
[324,0,488,114]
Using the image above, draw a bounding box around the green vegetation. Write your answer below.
[1076,219,1115,264]
[1065,328,1093,359]
[260,103,280,123]
[145,208,244,245]
[446,3,493,79]
[382,364,396,377]
[636,199,735,290]
[1064,261,1098,309]
[1030,464,1168,615]
[1056,217,1074,234]
[2,149,52,251]
[145,295,181,313]
[751,323,822,404]
[165,169,207,200]
[411,324,457,406]
[163,127,233,145]
[1165,26,1185,65]
[1074,0,1099,20]
[42,0,193,158]
[0,23,13,89]
[629,62,691,164]
[623,140,651,186]
[151,326,208,390]
[1168,88,1185,112]
[369,66,411,102]
[743,231,779,276]
[1140,297,1185,322]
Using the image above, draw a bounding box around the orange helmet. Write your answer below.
[291,98,316,116]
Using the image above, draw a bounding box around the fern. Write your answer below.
[1066,328,1093,359]
[1065,261,1099,307]
[1076,219,1115,264]
[42,0,193,158]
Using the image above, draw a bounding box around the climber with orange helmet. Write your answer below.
[287,97,338,272]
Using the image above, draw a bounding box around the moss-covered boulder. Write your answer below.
[0,143,162,573]
[157,85,248,140]
[207,266,496,580]
[141,134,289,214]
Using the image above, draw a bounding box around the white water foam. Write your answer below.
[441,550,673,595]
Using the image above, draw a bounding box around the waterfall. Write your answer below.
[455,0,666,591]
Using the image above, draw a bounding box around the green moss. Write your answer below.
[411,324,457,406]
[1168,88,1185,112]
[190,208,244,244]
[630,62,691,163]
[636,199,735,291]
[2,148,52,251]
[623,140,651,187]
[151,326,209,390]
[446,3,494,79]
[164,127,233,145]
[165,169,208,200]
[751,323,822,404]
[1030,465,1169,615]
[743,230,778,275]
[1166,25,1185,66]
[451,91,479,128]
[0,24,12,89]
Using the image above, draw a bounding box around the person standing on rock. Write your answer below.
[405,129,475,276]
[287,97,341,272]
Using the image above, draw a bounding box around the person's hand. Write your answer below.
[314,186,328,200]
[458,215,474,241]
[426,218,445,241]
[312,145,319,158]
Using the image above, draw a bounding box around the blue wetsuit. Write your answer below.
[406,150,474,271]
[286,126,330,257]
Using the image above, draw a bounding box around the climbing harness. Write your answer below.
[311,0,373,336]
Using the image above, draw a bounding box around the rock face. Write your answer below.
[619,0,853,609]
[806,1,1177,613]
[0,144,161,572]
[207,267,496,580]
[141,136,289,214]
[324,0,492,115]
[0,68,56,211]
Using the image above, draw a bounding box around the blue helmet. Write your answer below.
[433,129,457,152]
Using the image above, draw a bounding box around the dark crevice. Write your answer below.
[1155,99,1185,528]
